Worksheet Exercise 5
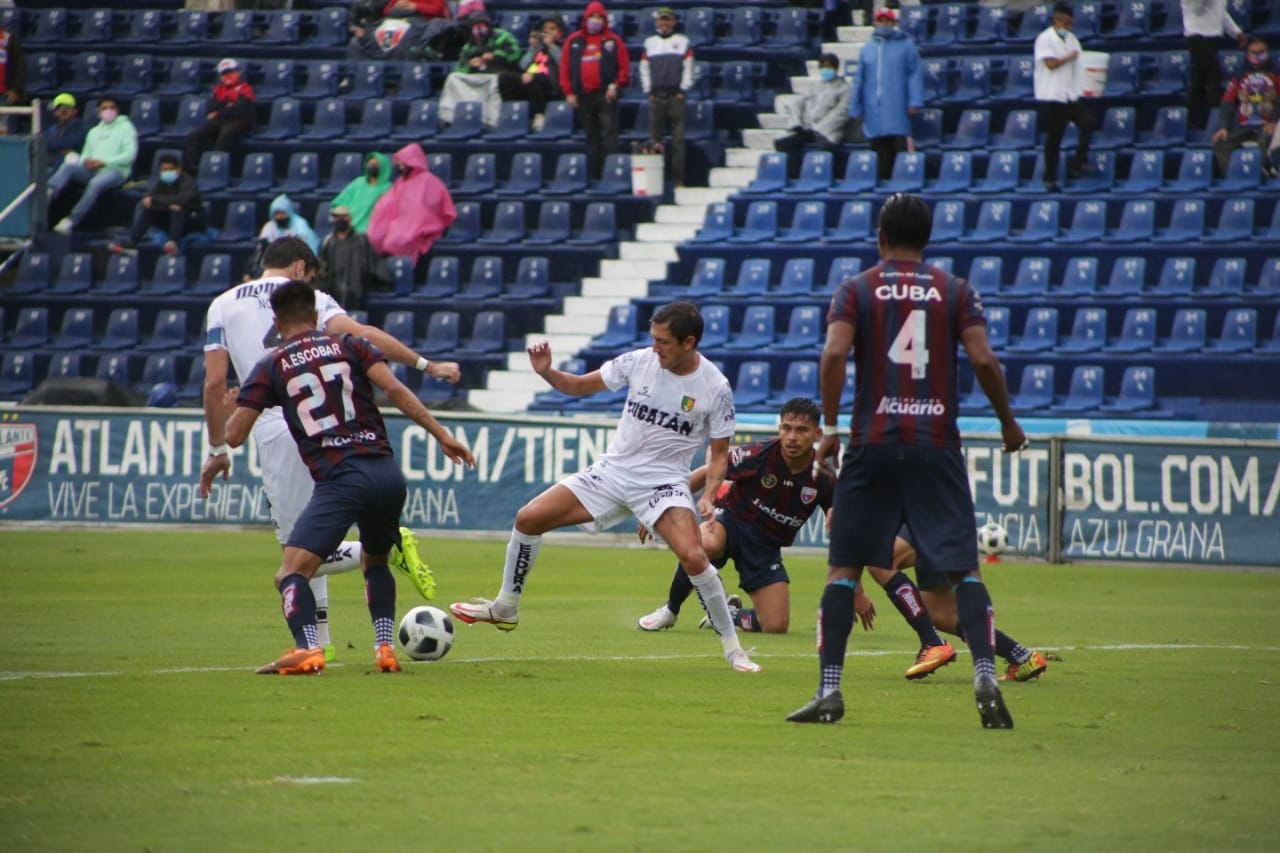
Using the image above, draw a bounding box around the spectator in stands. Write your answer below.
[330,152,394,233]
[560,1,631,181]
[183,58,254,176]
[0,22,24,110]
[44,93,87,172]
[775,52,852,180]
[498,12,567,133]
[1183,0,1250,131]
[317,205,386,311]
[348,0,453,62]
[48,95,137,236]
[1213,37,1280,176]
[439,10,524,124]
[1033,3,1096,192]
[367,142,457,260]
[259,194,320,253]
[111,152,205,256]
[850,7,922,181]
[640,7,695,187]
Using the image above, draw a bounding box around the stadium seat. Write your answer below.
[52,308,95,351]
[1201,257,1246,298]
[311,7,351,47]
[415,257,458,300]
[989,109,1037,150]
[1050,365,1105,413]
[72,9,114,43]
[298,60,341,99]
[1163,149,1213,192]
[1251,259,1280,300]
[1009,201,1061,243]
[775,258,816,297]
[831,151,878,196]
[1063,152,1115,193]
[765,7,815,48]
[142,257,188,297]
[427,152,454,187]
[68,53,107,95]
[726,201,779,244]
[772,305,823,351]
[378,310,415,349]
[912,108,944,149]
[722,305,777,350]
[1098,365,1162,414]
[897,6,931,42]
[1000,257,1050,300]
[115,55,155,97]
[376,256,414,299]
[1154,308,1207,352]
[1103,52,1140,97]
[139,354,179,394]
[169,10,210,44]
[456,311,507,355]
[300,98,346,141]
[788,150,837,194]
[924,4,966,47]
[682,6,717,47]
[741,153,787,195]
[1094,106,1136,149]
[1103,199,1156,243]
[775,202,827,244]
[732,361,772,408]
[457,256,505,300]
[586,154,633,196]
[27,8,67,44]
[1215,148,1262,192]
[395,61,434,101]
[323,152,365,194]
[1206,309,1259,353]
[967,256,1003,294]
[591,304,641,349]
[1148,198,1205,243]
[542,153,589,196]
[1057,308,1109,354]
[95,309,141,351]
[567,202,618,245]
[1103,308,1158,353]
[1009,363,1055,410]
[476,202,526,245]
[0,353,36,396]
[530,101,576,141]
[509,257,551,298]
[96,254,140,296]
[214,201,258,244]
[1202,199,1255,243]
[45,353,85,382]
[347,99,394,142]
[725,258,772,299]
[6,306,49,351]
[1058,201,1107,243]
[393,100,439,140]
[688,202,734,244]
[455,153,497,195]
[1114,150,1165,194]
[930,200,967,242]
[437,202,482,244]
[684,257,728,297]
[880,152,925,193]
[230,153,274,195]
[766,361,818,406]
[972,151,1022,195]
[1150,256,1195,298]
[718,8,763,48]
[485,101,530,141]
[498,152,544,196]
[1014,154,1064,194]
[958,200,1013,244]
[214,10,254,43]
[93,354,132,388]
[1006,307,1060,353]
[138,310,189,351]
[1256,313,1280,352]
[439,101,485,141]
[1145,50,1189,95]
[1056,256,1099,298]
[824,200,874,244]
[951,57,992,102]
[941,110,991,150]
[195,151,231,195]
[1098,256,1146,299]
[1137,106,1188,148]
[25,54,61,100]
[823,258,862,295]
[965,5,1008,42]
[993,56,1035,102]
[50,253,94,295]
[346,61,387,101]
[120,8,164,43]
[524,201,573,246]
[698,304,731,349]
[256,98,302,141]
[9,253,51,295]
[126,95,162,139]
[923,152,974,195]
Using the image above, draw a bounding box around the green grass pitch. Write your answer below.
[1,529,1277,852]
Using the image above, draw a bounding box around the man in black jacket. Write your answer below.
[112,153,204,254]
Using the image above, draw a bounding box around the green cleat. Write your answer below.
[323,644,337,663]
[390,527,436,601]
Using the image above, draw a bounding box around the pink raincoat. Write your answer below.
[367,142,457,258]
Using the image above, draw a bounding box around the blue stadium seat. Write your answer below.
[972,151,1021,194]
[1108,0,1151,38]
[197,151,231,195]
[682,6,717,47]
[700,304,731,348]
[51,253,93,295]
[256,98,302,141]
[143,257,188,297]
[94,354,132,388]
[1008,201,1061,243]
[1202,199,1255,243]
[1058,200,1107,243]
[457,256,505,300]
[9,253,51,296]
[568,202,618,245]
[214,10,255,44]
[53,308,95,350]
[69,52,108,95]
[346,61,387,101]
[912,108,944,149]
[951,57,993,102]
[1006,307,1060,353]
[1201,257,1246,298]
[831,151,878,196]
[1104,308,1158,353]
[380,256,416,299]
[437,202,482,244]
[1162,148,1212,192]
[897,6,931,42]
[930,200,967,242]
[1151,256,1195,298]
[726,201,778,244]
[787,151,835,195]
[1205,309,1258,353]
[6,307,49,350]
[98,254,140,296]
[323,152,365,193]
[215,201,259,244]
[25,54,61,99]
[924,3,966,47]
[1057,308,1109,354]
[128,95,162,139]
[530,101,576,141]
[395,61,434,101]
[775,258,816,296]
[46,353,85,382]
[231,153,275,195]
[453,153,496,195]
[726,258,772,299]
[192,254,232,296]
[347,99,393,142]
[966,256,1003,294]
[0,353,36,396]
[989,110,1037,150]
[393,99,439,140]
[1144,50,1189,95]
[1150,198,1205,243]
[426,152,453,187]
[824,200,874,244]
[509,257,551,298]
[924,152,974,195]
[1093,106,1136,149]
[684,257,728,297]
[139,354,179,394]
[942,109,991,150]
[1009,363,1056,411]
[1056,256,1099,298]
[524,201,572,246]
[732,361,772,409]
[95,309,140,351]
[477,202,527,245]
[1136,106,1188,148]
[772,305,823,351]
[722,305,777,350]
[1003,257,1052,299]
[279,152,320,195]
[993,56,1035,102]
[881,152,925,193]
[542,153,589,197]
[766,360,818,406]
[1115,150,1165,193]
[120,9,164,44]
[587,154,632,196]
[311,7,351,46]
[419,257,459,300]
[921,59,951,103]
[1103,52,1140,97]
[1050,365,1105,413]
[299,60,341,99]
[170,10,210,44]
[742,152,787,194]
[958,200,1013,243]
[381,310,417,348]
[688,202,734,243]
[1256,313,1280,352]
[116,54,155,96]
[440,101,485,141]
[765,7,816,48]
[1099,366,1163,414]
[1071,1,1102,38]
[1103,199,1156,243]
[965,5,1008,42]
[1099,256,1147,298]
[1215,148,1262,192]
[1062,151,1115,193]
[300,98,346,141]
[138,310,189,351]
[823,258,862,295]
[718,7,763,47]
[775,202,826,244]
[1154,308,1207,352]
[157,95,206,143]
[27,8,68,44]
[485,101,530,141]
[70,9,113,43]
[456,310,506,355]
[591,304,640,349]
[1254,202,1280,240]
[498,152,544,197]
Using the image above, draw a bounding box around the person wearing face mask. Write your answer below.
[560,1,631,180]
[775,53,852,180]
[640,8,695,186]
[497,13,567,132]
[1033,4,1096,192]
[1213,38,1280,176]
[183,58,255,176]
[439,10,523,124]
[330,152,394,233]
[43,93,87,173]
[317,205,386,311]
[259,194,320,253]
[111,153,204,255]
[849,7,922,182]
[49,95,138,236]
[366,142,457,260]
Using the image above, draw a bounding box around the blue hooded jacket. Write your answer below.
[849,27,923,139]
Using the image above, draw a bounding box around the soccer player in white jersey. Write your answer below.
[198,236,461,660]
[450,301,761,672]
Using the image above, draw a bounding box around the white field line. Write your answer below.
[0,643,1275,683]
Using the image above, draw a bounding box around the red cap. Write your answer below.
[874,8,897,23]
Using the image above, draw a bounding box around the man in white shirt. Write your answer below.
[198,236,461,661]
[1183,0,1250,131]
[449,301,761,673]
[1033,4,1096,192]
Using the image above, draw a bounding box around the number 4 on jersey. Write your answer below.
[888,309,929,379]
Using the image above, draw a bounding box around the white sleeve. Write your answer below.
[709,381,736,440]
[598,349,640,391]
[314,289,347,329]
[203,299,227,352]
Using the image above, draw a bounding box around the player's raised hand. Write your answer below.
[428,360,462,383]
[527,340,553,375]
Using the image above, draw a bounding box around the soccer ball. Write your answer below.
[978,520,1009,557]
[398,606,455,662]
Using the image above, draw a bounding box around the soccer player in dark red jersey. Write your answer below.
[787,193,1028,729]
[223,280,474,675]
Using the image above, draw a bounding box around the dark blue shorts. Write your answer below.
[715,511,789,592]
[828,443,978,584]
[287,454,407,560]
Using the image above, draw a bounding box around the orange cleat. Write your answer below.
[1001,650,1049,682]
[256,647,326,675]
[905,641,957,680]
[375,643,401,673]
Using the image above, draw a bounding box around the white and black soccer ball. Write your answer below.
[978,520,1009,557]
[398,606,456,662]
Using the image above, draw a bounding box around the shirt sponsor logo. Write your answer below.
[624,400,695,435]
[875,396,947,416]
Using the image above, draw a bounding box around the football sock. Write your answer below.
[280,573,319,650]
[364,563,396,647]
[817,580,856,698]
[951,623,1026,663]
[955,577,997,683]
[496,528,540,610]
[310,575,330,646]
[882,571,944,647]
[736,608,761,632]
[314,540,363,577]
[688,565,740,654]
[665,564,695,615]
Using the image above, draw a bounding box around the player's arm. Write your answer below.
[325,313,462,384]
[688,463,709,495]
[198,348,235,497]
[960,324,1027,453]
[818,318,853,466]
[365,361,476,468]
[697,437,730,521]
[225,406,260,449]
[527,340,607,396]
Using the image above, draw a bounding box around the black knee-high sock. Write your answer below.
[280,573,318,649]
[818,580,857,696]
[736,608,761,632]
[666,563,695,615]
[955,578,997,682]
[950,622,1023,663]
[882,571,944,647]
[364,563,396,647]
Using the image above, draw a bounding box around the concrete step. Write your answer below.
[635,222,691,243]
[674,185,733,206]
[522,332,592,354]
[620,240,677,261]
[484,369,540,392]
[580,276,652,298]
[759,112,790,130]
[729,147,768,169]
[546,312,611,335]
[600,258,666,281]
[560,295,618,318]
[790,76,818,96]
[822,42,863,64]
[709,165,756,187]
[742,128,784,150]
[467,388,537,414]
[773,92,803,113]
[655,204,706,224]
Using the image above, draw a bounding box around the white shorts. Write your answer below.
[257,429,316,545]
[563,460,697,535]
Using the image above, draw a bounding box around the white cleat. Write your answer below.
[449,598,519,631]
[637,604,677,631]
[727,648,761,673]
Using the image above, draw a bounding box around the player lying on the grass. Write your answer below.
[223,280,474,675]
[450,301,763,672]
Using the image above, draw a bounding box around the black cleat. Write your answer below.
[786,691,844,724]
[976,677,1014,729]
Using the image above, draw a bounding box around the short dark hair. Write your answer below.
[98,95,119,109]
[819,53,840,69]
[1052,3,1073,17]
[651,301,703,346]
[878,193,933,251]
[780,397,821,425]
[269,280,318,325]
[158,153,180,168]
[261,236,319,273]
